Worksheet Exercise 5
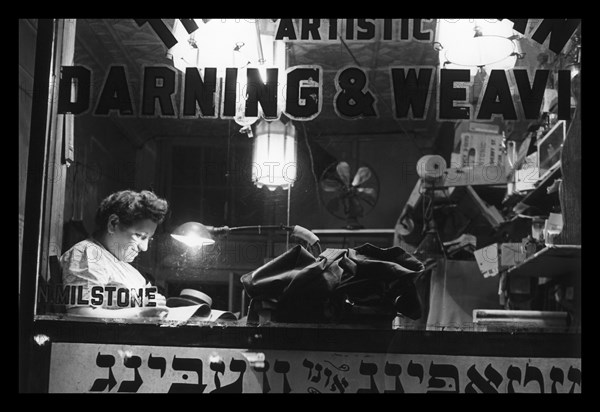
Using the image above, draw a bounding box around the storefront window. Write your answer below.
[19,17,582,394]
[26,19,580,333]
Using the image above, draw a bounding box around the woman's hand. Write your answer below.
[140,288,168,318]
[136,306,169,319]
[143,286,167,308]
[154,292,167,308]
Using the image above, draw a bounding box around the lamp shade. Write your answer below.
[252,118,297,190]
[167,19,287,116]
[171,222,215,247]
[168,19,265,75]
[436,19,519,75]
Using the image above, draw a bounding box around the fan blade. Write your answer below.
[336,162,351,186]
[356,187,377,206]
[356,187,377,199]
[348,196,364,217]
[352,166,372,187]
[320,178,343,192]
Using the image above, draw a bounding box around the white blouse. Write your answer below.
[60,238,150,309]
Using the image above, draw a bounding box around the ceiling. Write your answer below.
[73,18,446,149]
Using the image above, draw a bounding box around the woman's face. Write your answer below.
[106,217,158,262]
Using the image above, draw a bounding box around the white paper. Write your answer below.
[197,309,238,321]
[165,304,201,322]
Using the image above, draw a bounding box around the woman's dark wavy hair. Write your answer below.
[94,190,169,231]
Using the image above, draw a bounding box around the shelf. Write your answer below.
[312,229,396,249]
[422,164,508,188]
[512,163,562,214]
[506,244,581,278]
[312,229,395,235]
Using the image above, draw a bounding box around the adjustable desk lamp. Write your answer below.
[171,222,322,256]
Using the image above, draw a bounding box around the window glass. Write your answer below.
[33,19,580,334]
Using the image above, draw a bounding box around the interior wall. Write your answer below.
[290,131,429,230]
[152,126,435,235]
[62,116,152,250]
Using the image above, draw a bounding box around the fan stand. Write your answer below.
[344,216,364,230]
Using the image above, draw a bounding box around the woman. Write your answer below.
[60,190,170,319]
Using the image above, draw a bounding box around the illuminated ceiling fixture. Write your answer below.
[167,19,287,129]
[167,19,281,77]
[252,118,298,191]
[434,19,523,76]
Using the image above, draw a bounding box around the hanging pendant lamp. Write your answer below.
[251,118,298,191]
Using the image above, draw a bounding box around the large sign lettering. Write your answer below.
[136,19,580,56]
[57,65,573,121]
[48,343,582,393]
[56,18,580,122]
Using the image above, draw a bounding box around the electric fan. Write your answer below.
[318,161,379,229]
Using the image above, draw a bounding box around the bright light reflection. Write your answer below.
[171,234,215,247]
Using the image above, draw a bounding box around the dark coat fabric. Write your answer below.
[241,243,425,324]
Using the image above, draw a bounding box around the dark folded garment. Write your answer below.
[241,243,425,324]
